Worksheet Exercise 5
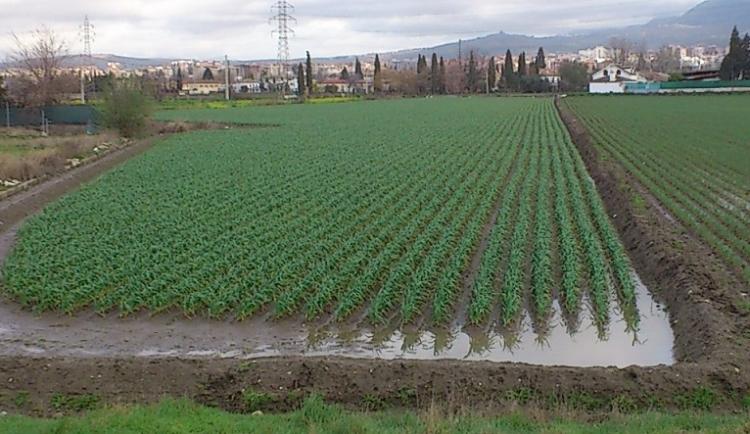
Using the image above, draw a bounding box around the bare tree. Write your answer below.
[382,68,417,95]
[443,61,466,94]
[609,37,633,66]
[8,27,69,107]
[652,46,682,73]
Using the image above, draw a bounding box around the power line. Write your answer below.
[270,1,295,89]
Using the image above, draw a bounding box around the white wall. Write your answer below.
[589,82,626,94]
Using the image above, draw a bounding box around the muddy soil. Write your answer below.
[0,111,749,415]
[0,356,746,416]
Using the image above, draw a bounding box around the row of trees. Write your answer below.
[720,26,750,80]
[295,51,315,97]
[414,53,447,94]
[296,45,590,96]
[378,47,558,95]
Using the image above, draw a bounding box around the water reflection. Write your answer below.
[264,273,674,368]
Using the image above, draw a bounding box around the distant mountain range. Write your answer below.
[381,0,750,61]
[57,54,177,71]
[5,0,747,69]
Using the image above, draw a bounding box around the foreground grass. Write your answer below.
[1,397,747,434]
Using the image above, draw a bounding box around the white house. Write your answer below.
[184,81,224,95]
[232,82,262,94]
[589,64,646,94]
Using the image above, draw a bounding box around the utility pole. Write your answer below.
[270,1,296,95]
[79,15,94,103]
[224,55,230,101]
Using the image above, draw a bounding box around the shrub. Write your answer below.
[50,393,99,412]
[242,389,273,412]
[301,394,336,425]
[361,394,385,411]
[675,387,718,411]
[99,79,153,138]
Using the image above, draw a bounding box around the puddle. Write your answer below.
[249,274,674,368]
[0,273,673,368]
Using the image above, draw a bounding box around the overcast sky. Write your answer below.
[0,0,699,60]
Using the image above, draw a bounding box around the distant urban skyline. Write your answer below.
[0,0,701,60]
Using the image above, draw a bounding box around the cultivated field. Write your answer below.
[564,95,750,286]
[3,98,639,335]
[1,96,750,420]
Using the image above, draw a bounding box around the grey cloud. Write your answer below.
[0,0,698,59]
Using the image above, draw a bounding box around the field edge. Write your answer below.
[555,95,749,367]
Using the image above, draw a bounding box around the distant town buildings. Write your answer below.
[0,41,734,100]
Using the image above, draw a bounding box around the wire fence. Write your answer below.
[0,104,98,129]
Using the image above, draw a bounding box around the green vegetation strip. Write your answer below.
[1,397,747,434]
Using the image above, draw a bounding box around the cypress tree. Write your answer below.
[743,33,750,78]
[355,57,363,79]
[535,47,546,70]
[374,54,383,93]
[416,55,428,94]
[467,51,478,93]
[721,26,743,80]
[340,66,350,80]
[439,56,446,94]
[202,67,214,81]
[430,53,439,94]
[487,56,496,91]
[297,63,305,96]
[176,67,183,91]
[517,52,527,77]
[503,50,514,80]
[418,55,428,75]
[305,51,313,93]
[0,76,6,103]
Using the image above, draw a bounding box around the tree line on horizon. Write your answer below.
[4,25,748,108]
[294,46,592,97]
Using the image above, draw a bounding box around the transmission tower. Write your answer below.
[270,1,295,90]
[78,15,95,103]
